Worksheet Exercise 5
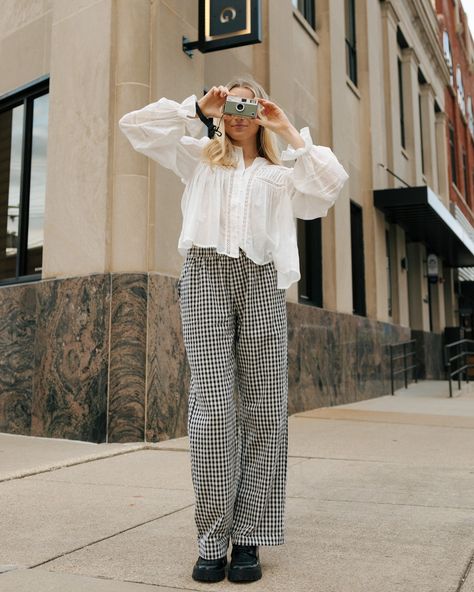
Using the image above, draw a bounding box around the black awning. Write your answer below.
[374,185,474,267]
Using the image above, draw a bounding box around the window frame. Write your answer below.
[0,75,49,286]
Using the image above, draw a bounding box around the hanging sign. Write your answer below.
[183,0,262,57]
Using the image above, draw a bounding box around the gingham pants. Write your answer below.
[176,245,289,560]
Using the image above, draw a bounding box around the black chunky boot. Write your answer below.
[228,544,262,582]
[192,555,227,582]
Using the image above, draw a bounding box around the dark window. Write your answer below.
[449,123,457,187]
[345,0,357,86]
[418,94,424,175]
[297,218,323,307]
[398,58,406,149]
[463,151,469,202]
[0,78,49,284]
[386,229,392,318]
[292,0,316,29]
[350,201,366,316]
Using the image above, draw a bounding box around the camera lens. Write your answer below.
[236,103,244,112]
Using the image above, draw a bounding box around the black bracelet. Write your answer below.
[195,101,211,125]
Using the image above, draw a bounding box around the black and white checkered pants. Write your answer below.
[176,245,289,560]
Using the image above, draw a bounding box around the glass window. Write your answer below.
[418,93,424,174]
[26,94,49,276]
[398,57,406,149]
[0,78,48,284]
[292,0,316,29]
[345,0,357,85]
[0,106,23,280]
[297,217,323,307]
[449,123,458,187]
[467,96,474,137]
[443,31,454,87]
[456,65,465,117]
[462,151,469,202]
[350,201,366,316]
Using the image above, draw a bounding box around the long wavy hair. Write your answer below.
[202,75,282,168]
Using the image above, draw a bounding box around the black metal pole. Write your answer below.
[390,346,394,395]
[403,342,407,389]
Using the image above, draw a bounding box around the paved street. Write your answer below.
[1,381,474,592]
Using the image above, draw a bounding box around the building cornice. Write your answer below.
[380,0,399,26]
[380,0,450,85]
[409,0,451,84]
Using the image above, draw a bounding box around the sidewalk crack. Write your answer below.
[26,503,195,569]
[456,546,474,592]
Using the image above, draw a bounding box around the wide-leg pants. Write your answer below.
[176,245,289,560]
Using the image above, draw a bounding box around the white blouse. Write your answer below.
[118,94,349,290]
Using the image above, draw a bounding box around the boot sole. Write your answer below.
[192,566,226,582]
[228,565,262,582]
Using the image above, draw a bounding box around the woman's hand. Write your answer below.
[197,86,229,119]
[255,98,305,148]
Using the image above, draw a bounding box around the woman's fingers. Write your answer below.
[215,85,228,98]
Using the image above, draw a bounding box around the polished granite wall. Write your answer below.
[412,329,445,380]
[0,272,427,443]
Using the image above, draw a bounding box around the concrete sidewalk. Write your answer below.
[1,380,474,591]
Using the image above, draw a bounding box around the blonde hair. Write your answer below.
[202,75,282,168]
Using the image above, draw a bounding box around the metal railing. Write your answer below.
[445,339,474,397]
[389,339,418,395]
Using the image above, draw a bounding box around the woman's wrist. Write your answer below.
[197,99,212,119]
[278,124,305,149]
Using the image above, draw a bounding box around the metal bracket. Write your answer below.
[182,36,201,58]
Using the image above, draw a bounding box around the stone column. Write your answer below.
[406,242,430,331]
[43,0,115,278]
[435,110,450,207]
[43,0,151,279]
[444,268,458,326]
[401,47,423,186]
[381,1,400,184]
[419,83,438,192]
[111,0,151,272]
[319,0,352,315]
[389,225,409,327]
[430,268,446,334]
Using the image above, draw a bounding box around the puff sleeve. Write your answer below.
[118,94,209,184]
[281,127,349,220]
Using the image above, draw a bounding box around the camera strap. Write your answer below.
[195,101,222,139]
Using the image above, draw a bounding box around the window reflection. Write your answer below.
[0,105,24,280]
[26,94,48,275]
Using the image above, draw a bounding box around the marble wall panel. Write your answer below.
[286,303,411,415]
[0,283,37,434]
[146,273,190,442]
[107,273,148,442]
[108,273,147,443]
[0,272,440,444]
[32,274,110,442]
[412,329,445,380]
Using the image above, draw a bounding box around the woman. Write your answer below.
[119,76,348,584]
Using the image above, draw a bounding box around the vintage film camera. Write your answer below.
[223,95,259,118]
